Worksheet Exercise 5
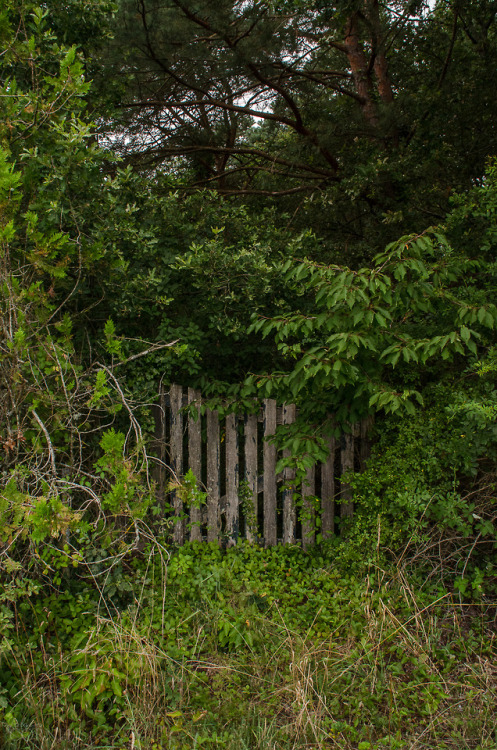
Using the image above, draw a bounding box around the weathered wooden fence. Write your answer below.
[152,384,371,547]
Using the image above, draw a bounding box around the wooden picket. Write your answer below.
[244,413,258,543]
[170,384,184,545]
[225,413,239,540]
[206,408,220,543]
[282,403,296,545]
[188,387,202,542]
[321,436,336,539]
[263,399,277,547]
[153,384,371,547]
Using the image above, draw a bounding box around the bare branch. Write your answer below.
[32,409,57,476]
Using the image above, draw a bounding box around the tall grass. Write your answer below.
[3,544,496,750]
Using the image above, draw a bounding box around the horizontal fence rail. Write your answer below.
[152,385,371,547]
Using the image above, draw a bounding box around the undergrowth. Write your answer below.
[1,542,496,750]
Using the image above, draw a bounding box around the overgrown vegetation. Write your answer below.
[1,0,497,747]
[3,543,497,749]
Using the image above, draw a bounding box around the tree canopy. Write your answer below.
[92,0,497,259]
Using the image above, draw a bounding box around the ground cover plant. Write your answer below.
[2,541,497,749]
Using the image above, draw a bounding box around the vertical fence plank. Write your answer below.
[151,386,167,513]
[340,429,355,519]
[302,466,316,549]
[206,409,220,543]
[188,388,202,542]
[360,416,372,472]
[225,413,239,544]
[321,435,336,539]
[282,403,296,544]
[263,399,277,547]
[244,413,258,542]
[170,384,185,545]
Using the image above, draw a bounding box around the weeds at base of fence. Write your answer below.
[2,541,497,750]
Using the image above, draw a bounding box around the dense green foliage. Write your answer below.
[250,228,495,418]
[1,0,497,748]
[96,0,497,260]
[3,543,497,748]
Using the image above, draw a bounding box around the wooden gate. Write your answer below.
[152,385,371,547]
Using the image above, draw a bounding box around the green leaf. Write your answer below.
[111,679,122,698]
[484,311,495,329]
[466,338,478,355]
[375,313,386,327]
